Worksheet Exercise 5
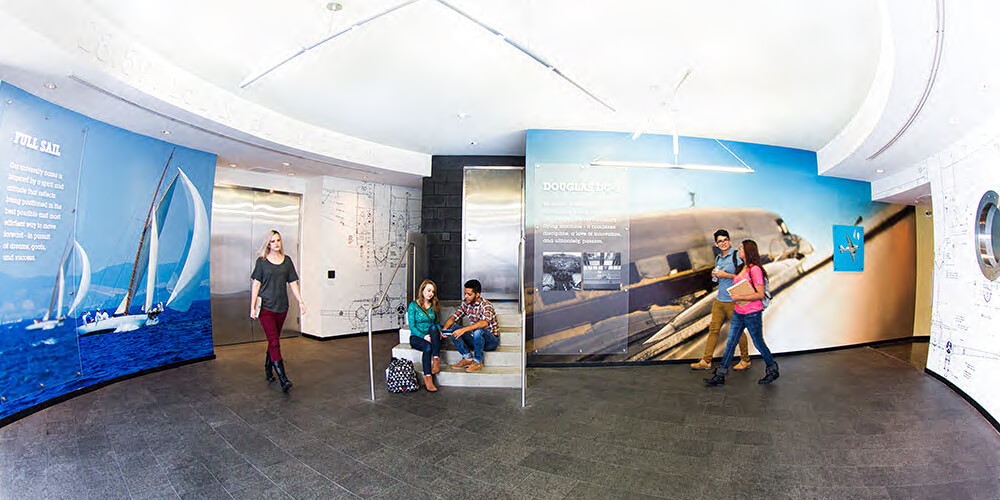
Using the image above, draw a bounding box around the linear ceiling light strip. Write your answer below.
[433,0,615,112]
[866,0,945,161]
[68,75,380,175]
[239,0,422,89]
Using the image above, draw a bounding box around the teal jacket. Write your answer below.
[407,301,439,340]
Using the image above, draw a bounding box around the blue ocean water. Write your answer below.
[0,300,213,420]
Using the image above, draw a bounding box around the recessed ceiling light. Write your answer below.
[287,172,295,176]
[282,162,290,166]
[229,163,237,168]
[161,130,170,135]
[326,2,342,11]
[876,169,885,173]
[469,140,478,146]
[457,113,470,119]
[43,83,56,89]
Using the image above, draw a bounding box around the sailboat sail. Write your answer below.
[67,241,91,316]
[165,169,209,311]
[27,239,91,331]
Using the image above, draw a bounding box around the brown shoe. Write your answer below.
[431,357,441,375]
[733,360,751,371]
[465,361,483,373]
[451,358,473,369]
[690,360,712,370]
[423,374,438,392]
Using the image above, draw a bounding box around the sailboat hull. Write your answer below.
[77,314,149,336]
[26,319,63,331]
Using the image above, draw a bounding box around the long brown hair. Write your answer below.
[736,239,768,280]
[416,279,440,317]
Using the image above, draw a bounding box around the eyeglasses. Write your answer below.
[716,238,730,244]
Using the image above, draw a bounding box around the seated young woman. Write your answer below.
[407,279,445,392]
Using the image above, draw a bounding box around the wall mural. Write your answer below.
[319,177,421,335]
[0,83,216,422]
[525,129,916,364]
[926,139,1000,424]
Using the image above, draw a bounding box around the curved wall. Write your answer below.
[525,129,917,363]
[0,82,216,423]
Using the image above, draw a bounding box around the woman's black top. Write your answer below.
[251,256,299,313]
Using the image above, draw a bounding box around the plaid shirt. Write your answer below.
[449,297,500,336]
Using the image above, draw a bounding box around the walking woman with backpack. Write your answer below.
[250,230,306,392]
[704,239,779,387]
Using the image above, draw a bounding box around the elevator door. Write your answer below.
[210,186,301,346]
[463,167,524,300]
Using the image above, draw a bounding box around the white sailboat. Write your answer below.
[25,240,91,331]
[77,153,209,336]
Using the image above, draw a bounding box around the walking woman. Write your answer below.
[250,230,306,392]
[704,239,779,386]
[407,279,443,392]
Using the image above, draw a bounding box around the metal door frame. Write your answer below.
[461,166,525,300]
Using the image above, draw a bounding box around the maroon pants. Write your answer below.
[258,308,287,362]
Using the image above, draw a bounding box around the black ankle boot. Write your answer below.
[704,370,725,387]
[265,352,275,382]
[758,363,779,384]
[273,360,293,392]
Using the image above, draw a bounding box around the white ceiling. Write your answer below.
[1,0,999,199]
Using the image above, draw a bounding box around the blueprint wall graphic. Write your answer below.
[319,177,420,335]
[926,138,1000,423]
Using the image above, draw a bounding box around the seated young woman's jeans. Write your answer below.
[409,324,441,375]
[716,310,775,377]
[450,328,499,364]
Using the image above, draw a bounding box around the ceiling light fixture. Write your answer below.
[160,130,170,135]
[876,169,885,173]
[326,2,342,11]
[469,140,478,146]
[288,172,295,176]
[229,163,237,168]
[43,83,56,89]
[592,138,754,173]
[239,0,421,89]
[282,162,290,166]
[457,112,470,119]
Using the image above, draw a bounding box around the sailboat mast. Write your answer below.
[123,149,175,314]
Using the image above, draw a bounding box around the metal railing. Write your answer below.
[367,242,414,401]
[519,238,526,408]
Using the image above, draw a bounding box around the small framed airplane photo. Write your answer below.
[833,224,864,272]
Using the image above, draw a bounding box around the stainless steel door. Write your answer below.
[210,186,301,346]
[463,167,524,300]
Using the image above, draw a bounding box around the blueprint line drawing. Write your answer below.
[320,179,421,333]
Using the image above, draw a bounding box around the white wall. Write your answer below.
[922,113,1000,422]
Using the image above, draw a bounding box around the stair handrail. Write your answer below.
[367,241,415,401]
[519,237,526,408]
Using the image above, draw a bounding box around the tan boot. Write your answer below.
[690,360,712,370]
[423,374,438,392]
[431,357,441,374]
[733,359,751,371]
[450,358,473,369]
[465,361,483,373]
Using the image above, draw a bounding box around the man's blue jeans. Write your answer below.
[450,328,499,364]
[716,310,775,377]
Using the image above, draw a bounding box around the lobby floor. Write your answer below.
[1,334,997,500]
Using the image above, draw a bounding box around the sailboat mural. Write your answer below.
[25,240,91,331]
[77,152,210,336]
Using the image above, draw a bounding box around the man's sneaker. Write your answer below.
[690,360,712,370]
[733,360,751,371]
[450,358,473,369]
[465,361,483,373]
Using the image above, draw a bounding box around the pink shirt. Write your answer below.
[733,265,765,315]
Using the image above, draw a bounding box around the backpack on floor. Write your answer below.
[386,357,420,393]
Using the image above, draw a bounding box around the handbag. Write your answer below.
[386,357,420,393]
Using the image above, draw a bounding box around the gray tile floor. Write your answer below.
[1,334,997,499]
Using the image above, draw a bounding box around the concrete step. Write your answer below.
[392,343,522,367]
[414,363,520,388]
[398,329,521,346]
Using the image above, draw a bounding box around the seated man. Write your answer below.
[442,279,500,373]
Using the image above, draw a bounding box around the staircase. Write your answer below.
[392,300,522,388]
